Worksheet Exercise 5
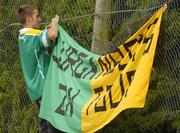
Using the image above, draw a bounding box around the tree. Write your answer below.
[91,0,112,55]
[0,0,179,132]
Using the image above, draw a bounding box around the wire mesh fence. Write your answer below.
[0,0,180,132]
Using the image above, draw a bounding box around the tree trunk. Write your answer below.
[91,0,111,55]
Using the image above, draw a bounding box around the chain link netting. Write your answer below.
[0,0,180,132]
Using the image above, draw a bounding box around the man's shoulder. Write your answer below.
[19,28,42,36]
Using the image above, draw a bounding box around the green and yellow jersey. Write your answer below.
[18,28,52,101]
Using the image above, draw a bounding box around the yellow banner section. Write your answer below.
[82,5,166,133]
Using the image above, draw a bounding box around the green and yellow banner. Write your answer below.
[39,6,166,133]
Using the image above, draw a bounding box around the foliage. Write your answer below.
[0,0,179,133]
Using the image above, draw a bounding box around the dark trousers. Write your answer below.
[36,100,64,133]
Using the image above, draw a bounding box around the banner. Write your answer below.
[39,6,166,133]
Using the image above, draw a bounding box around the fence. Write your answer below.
[0,0,180,132]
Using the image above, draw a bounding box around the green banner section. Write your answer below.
[39,25,100,132]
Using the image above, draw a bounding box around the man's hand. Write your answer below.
[48,15,59,41]
[51,15,59,25]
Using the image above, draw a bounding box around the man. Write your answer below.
[17,5,62,133]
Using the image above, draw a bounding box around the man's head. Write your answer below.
[17,5,41,29]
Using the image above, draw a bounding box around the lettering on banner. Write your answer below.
[52,41,97,80]
[55,83,80,117]
[86,85,120,115]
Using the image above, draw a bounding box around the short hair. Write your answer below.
[16,5,37,24]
